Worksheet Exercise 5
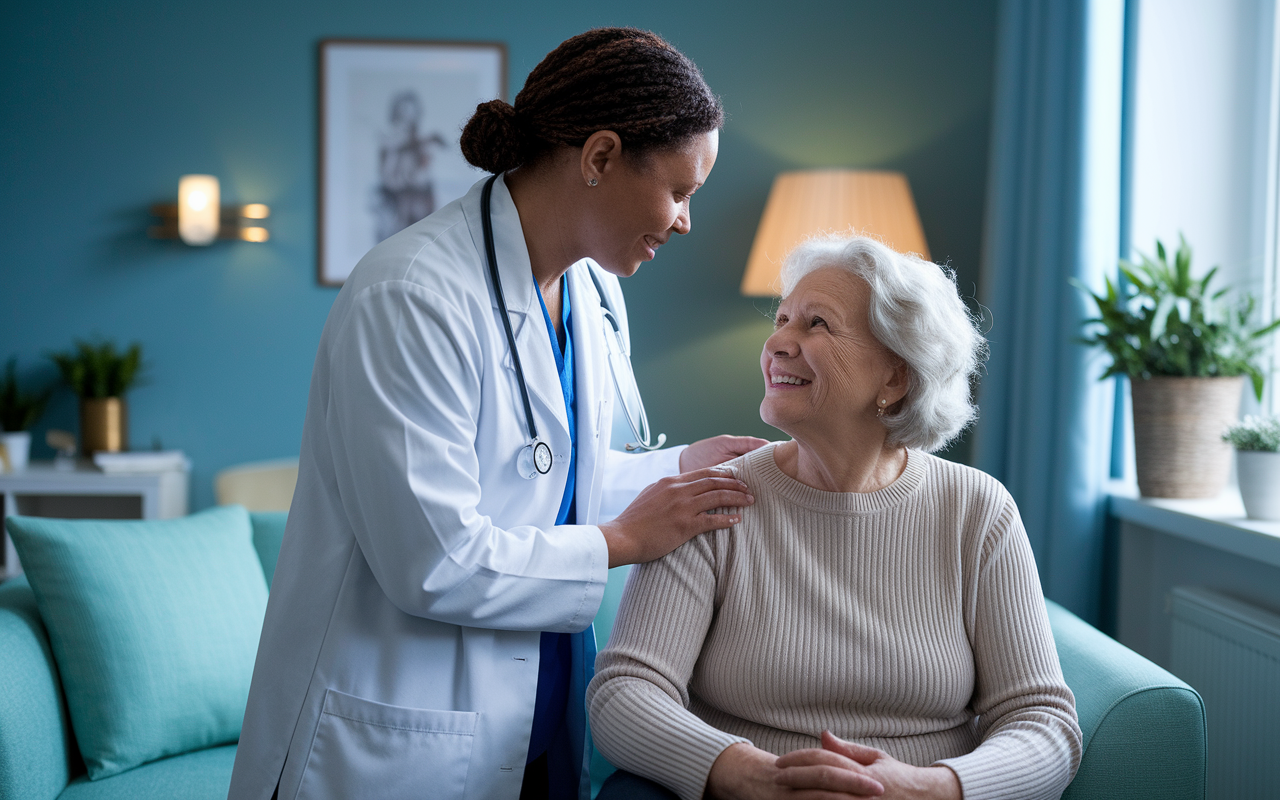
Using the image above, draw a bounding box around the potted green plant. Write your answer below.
[48,340,145,456]
[1223,416,1280,520]
[1078,235,1280,498]
[0,357,52,472]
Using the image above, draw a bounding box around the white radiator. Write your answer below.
[1169,586,1280,800]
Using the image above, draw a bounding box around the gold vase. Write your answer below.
[80,397,128,455]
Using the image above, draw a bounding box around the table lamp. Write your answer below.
[741,170,929,296]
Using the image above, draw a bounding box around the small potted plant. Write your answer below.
[1078,235,1280,498]
[48,340,145,456]
[1223,416,1280,520]
[0,357,52,472]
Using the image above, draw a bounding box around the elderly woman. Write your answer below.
[587,235,1082,800]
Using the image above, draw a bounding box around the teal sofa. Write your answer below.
[0,512,1204,800]
[0,511,287,800]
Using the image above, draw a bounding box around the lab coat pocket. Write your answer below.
[295,689,479,800]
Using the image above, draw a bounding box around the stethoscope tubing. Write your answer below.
[481,175,540,445]
[480,173,664,478]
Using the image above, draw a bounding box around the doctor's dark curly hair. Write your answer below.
[461,28,723,173]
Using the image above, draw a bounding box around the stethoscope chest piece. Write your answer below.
[517,440,554,480]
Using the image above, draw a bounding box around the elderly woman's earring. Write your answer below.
[588,178,598,187]
[877,398,887,418]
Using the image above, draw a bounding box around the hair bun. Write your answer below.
[460,99,528,173]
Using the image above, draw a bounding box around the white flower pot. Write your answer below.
[0,431,31,473]
[1236,450,1280,520]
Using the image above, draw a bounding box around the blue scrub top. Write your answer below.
[526,276,583,794]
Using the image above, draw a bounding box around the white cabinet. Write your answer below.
[0,461,189,578]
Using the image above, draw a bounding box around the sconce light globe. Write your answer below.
[178,175,220,246]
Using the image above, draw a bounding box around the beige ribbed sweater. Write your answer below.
[587,444,1081,800]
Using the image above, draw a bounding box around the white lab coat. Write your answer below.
[228,175,682,800]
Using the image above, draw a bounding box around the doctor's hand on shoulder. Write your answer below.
[601,464,750,567]
[604,436,767,567]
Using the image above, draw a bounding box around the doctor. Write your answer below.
[229,27,764,800]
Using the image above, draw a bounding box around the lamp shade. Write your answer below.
[178,175,220,246]
[741,170,929,296]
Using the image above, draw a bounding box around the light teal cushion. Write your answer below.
[57,744,237,800]
[6,506,268,780]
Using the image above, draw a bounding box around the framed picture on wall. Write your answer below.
[318,39,506,286]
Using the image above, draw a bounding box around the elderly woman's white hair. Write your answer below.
[780,234,986,453]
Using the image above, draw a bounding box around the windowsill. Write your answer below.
[1108,480,1280,568]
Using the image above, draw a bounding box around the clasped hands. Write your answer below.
[706,732,961,800]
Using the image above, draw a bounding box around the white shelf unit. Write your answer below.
[0,461,189,578]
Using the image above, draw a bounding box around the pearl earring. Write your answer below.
[876,398,887,418]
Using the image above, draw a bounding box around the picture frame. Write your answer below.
[318,39,507,286]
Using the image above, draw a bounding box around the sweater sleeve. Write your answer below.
[587,530,750,800]
[934,498,1083,800]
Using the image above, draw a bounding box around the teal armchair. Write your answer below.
[1047,601,1206,800]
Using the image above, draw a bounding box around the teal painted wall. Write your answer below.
[1,1,997,509]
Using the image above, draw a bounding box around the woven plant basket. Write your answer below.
[1130,375,1243,498]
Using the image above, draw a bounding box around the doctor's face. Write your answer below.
[585,129,718,277]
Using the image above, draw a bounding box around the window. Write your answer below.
[1118,0,1280,478]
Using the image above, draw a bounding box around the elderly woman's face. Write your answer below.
[760,266,903,440]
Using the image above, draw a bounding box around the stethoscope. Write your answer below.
[481,175,666,480]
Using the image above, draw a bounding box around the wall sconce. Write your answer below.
[149,175,270,245]
[741,170,929,296]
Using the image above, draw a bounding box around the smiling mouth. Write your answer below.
[770,374,811,387]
